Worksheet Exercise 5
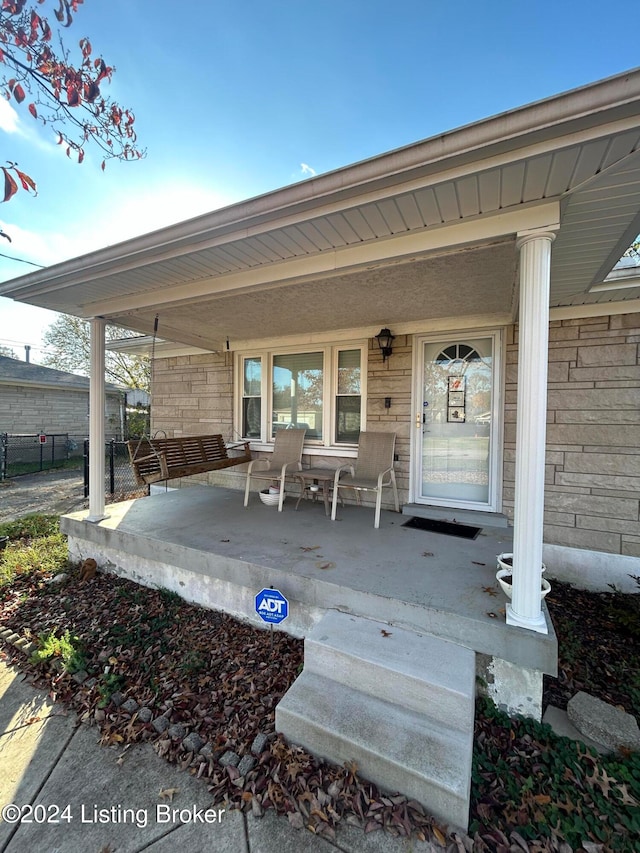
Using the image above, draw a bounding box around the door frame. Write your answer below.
[410,328,505,512]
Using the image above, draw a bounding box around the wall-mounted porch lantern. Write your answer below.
[375,327,395,363]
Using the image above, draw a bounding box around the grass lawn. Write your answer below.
[1,514,639,851]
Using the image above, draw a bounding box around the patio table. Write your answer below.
[292,468,339,516]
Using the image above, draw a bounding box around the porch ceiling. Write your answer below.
[3,68,640,349]
[110,240,519,350]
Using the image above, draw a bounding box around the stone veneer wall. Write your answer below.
[1,385,123,439]
[365,335,411,505]
[503,313,640,558]
[152,313,639,549]
[151,340,413,507]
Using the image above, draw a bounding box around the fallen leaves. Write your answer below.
[2,556,638,852]
[471,694,640,852]
[158,787,179,802]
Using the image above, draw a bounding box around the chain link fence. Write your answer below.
[1,433,84,479]
[0,434,147,505]
[83,440,149,502]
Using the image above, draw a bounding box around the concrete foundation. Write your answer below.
[61,486,557,719]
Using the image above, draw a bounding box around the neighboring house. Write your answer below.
[2,68,640,622]
[0,355,125,439]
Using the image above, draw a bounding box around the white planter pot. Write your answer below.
[497,552,546,573]
[495,567,551,600]
[259,489,286,506]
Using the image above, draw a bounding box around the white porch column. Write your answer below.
[87,317,107,522]
[507,230,556,634]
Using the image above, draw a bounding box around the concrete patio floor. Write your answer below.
[60,485,557,679]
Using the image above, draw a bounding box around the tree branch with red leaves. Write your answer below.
[0,0,144,200]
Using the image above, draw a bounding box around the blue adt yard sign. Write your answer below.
[255,588,289,625]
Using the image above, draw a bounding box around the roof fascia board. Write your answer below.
[589,208,640,286]
[591,276,640,292]
[0,378,123,394]
[549,298,640,320]
[85,202,559,318]
[106,337,213,357]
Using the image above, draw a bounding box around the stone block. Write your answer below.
[556,409,640,424]
[577,344,637,367]
[547,423,640,448]
[548,326,580,342]
[562,315,608,327]
[542,706,611,753]
[547,361,569,382]
[251,733,269,755]
[547,388,629,412]
[556,472,639,492]
[622,538,640,558]
[199,743,214,759]
[237,755,257,776]
[137,707,153,723]
[182,732,204,753]
[543,524,620,554]
[168,723,186,740]
[563,452,640,478]
[567,692,640,752]
[569,364,640,382]
[121,698,139,714]
[610,312,640,330]
[544,511,575,526]
[110,691,124,708]
[543,490,637,519]
[219,750,240,768]
[151,715,170,734]
[576,516,640,536]
[547,345,578,362]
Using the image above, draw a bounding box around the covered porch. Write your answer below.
[4,68,640,646]
[60,484,557,714]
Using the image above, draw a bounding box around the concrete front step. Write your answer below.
[304,611,475,731]
[276,670,473,829]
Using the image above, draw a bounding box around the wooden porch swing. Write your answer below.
[126,315,251,487]
[127,434,251,487]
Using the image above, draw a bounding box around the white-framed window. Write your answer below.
[237,342,366,447]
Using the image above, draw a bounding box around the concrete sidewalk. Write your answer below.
[0,660,431,853]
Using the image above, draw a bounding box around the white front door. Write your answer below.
[413,333,501,511]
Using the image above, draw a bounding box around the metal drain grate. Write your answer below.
[402,516,481,539]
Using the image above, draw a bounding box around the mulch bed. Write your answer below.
[543,580,640,717]
[1,558,638,851]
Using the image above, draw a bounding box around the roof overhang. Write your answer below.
[3,68,640,350]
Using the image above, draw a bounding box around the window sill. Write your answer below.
[248,441,358,458]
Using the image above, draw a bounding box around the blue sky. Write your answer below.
[1,0,639,362]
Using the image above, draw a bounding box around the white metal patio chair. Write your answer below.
[330,431,399,528]
[244,428,306,512]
